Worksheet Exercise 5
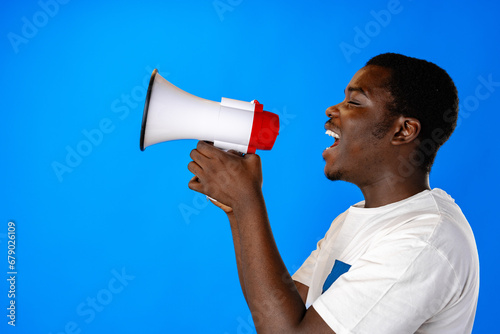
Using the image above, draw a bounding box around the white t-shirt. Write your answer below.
[292,189,479,334]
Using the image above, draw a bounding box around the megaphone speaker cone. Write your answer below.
[139,69,280,153]
[140,69,158,151]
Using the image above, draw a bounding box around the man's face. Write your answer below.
[323,65,396,186]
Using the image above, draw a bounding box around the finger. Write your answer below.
[190,148,211,165]
[189,175,200,183]
[197,141,234,159]
[196,141,217,156]
[187,161,204,178]
[188,175,205,193]
[226,149,245,157]
[244,152,261,163]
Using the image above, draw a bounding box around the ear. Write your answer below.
[391,116,421,145]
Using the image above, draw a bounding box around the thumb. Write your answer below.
[208,197,233,213]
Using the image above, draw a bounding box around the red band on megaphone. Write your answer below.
[247,108,280,153]
[253,100,264,113]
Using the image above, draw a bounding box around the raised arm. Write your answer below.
[187,141,334,334]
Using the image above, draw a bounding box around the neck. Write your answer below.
[359,170,430,208]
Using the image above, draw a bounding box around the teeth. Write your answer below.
[325,129,340,139]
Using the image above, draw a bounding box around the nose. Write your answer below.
[325,104,340,118]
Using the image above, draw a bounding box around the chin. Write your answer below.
[325,169,344,181]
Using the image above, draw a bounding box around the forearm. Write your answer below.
[227,212,248,302]
[232,191,306,333]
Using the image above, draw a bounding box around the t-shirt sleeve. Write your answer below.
[312,227,460,334]
[292,236,324,287]
[292,213,348,287]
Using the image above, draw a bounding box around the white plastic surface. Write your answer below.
[142,72,257,153]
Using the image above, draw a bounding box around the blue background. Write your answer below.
[1,0,498,333]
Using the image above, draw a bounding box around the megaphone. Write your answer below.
[140,69,280,153]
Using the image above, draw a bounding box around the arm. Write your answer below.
[294,281,309,305]
[205,178,249,301]
[228,211,248,302]
[212,200,309,305]
[188,142,334,334]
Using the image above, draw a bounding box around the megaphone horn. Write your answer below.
[140,69,279,153]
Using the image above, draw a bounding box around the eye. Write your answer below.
[347,101,360,106]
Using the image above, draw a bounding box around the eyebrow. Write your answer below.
[345,86,368,98]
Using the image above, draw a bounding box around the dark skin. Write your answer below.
[187,65,430,333]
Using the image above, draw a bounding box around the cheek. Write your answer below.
[342,124,372,150]
[344,130,386,160]
[349,144,364,155]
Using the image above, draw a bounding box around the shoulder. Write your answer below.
[378,188,474,245]
[403,189,476,259]
[378,188,479,290]
[426,189,479,285]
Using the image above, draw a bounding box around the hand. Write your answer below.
[187,141,263,211]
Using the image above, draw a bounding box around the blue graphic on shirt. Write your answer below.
[322,259,352,293]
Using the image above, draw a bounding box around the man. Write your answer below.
[187,53,479,333]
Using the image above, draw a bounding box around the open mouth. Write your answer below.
[325,129,340,150]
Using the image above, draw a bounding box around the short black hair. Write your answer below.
[366,53,459,172]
